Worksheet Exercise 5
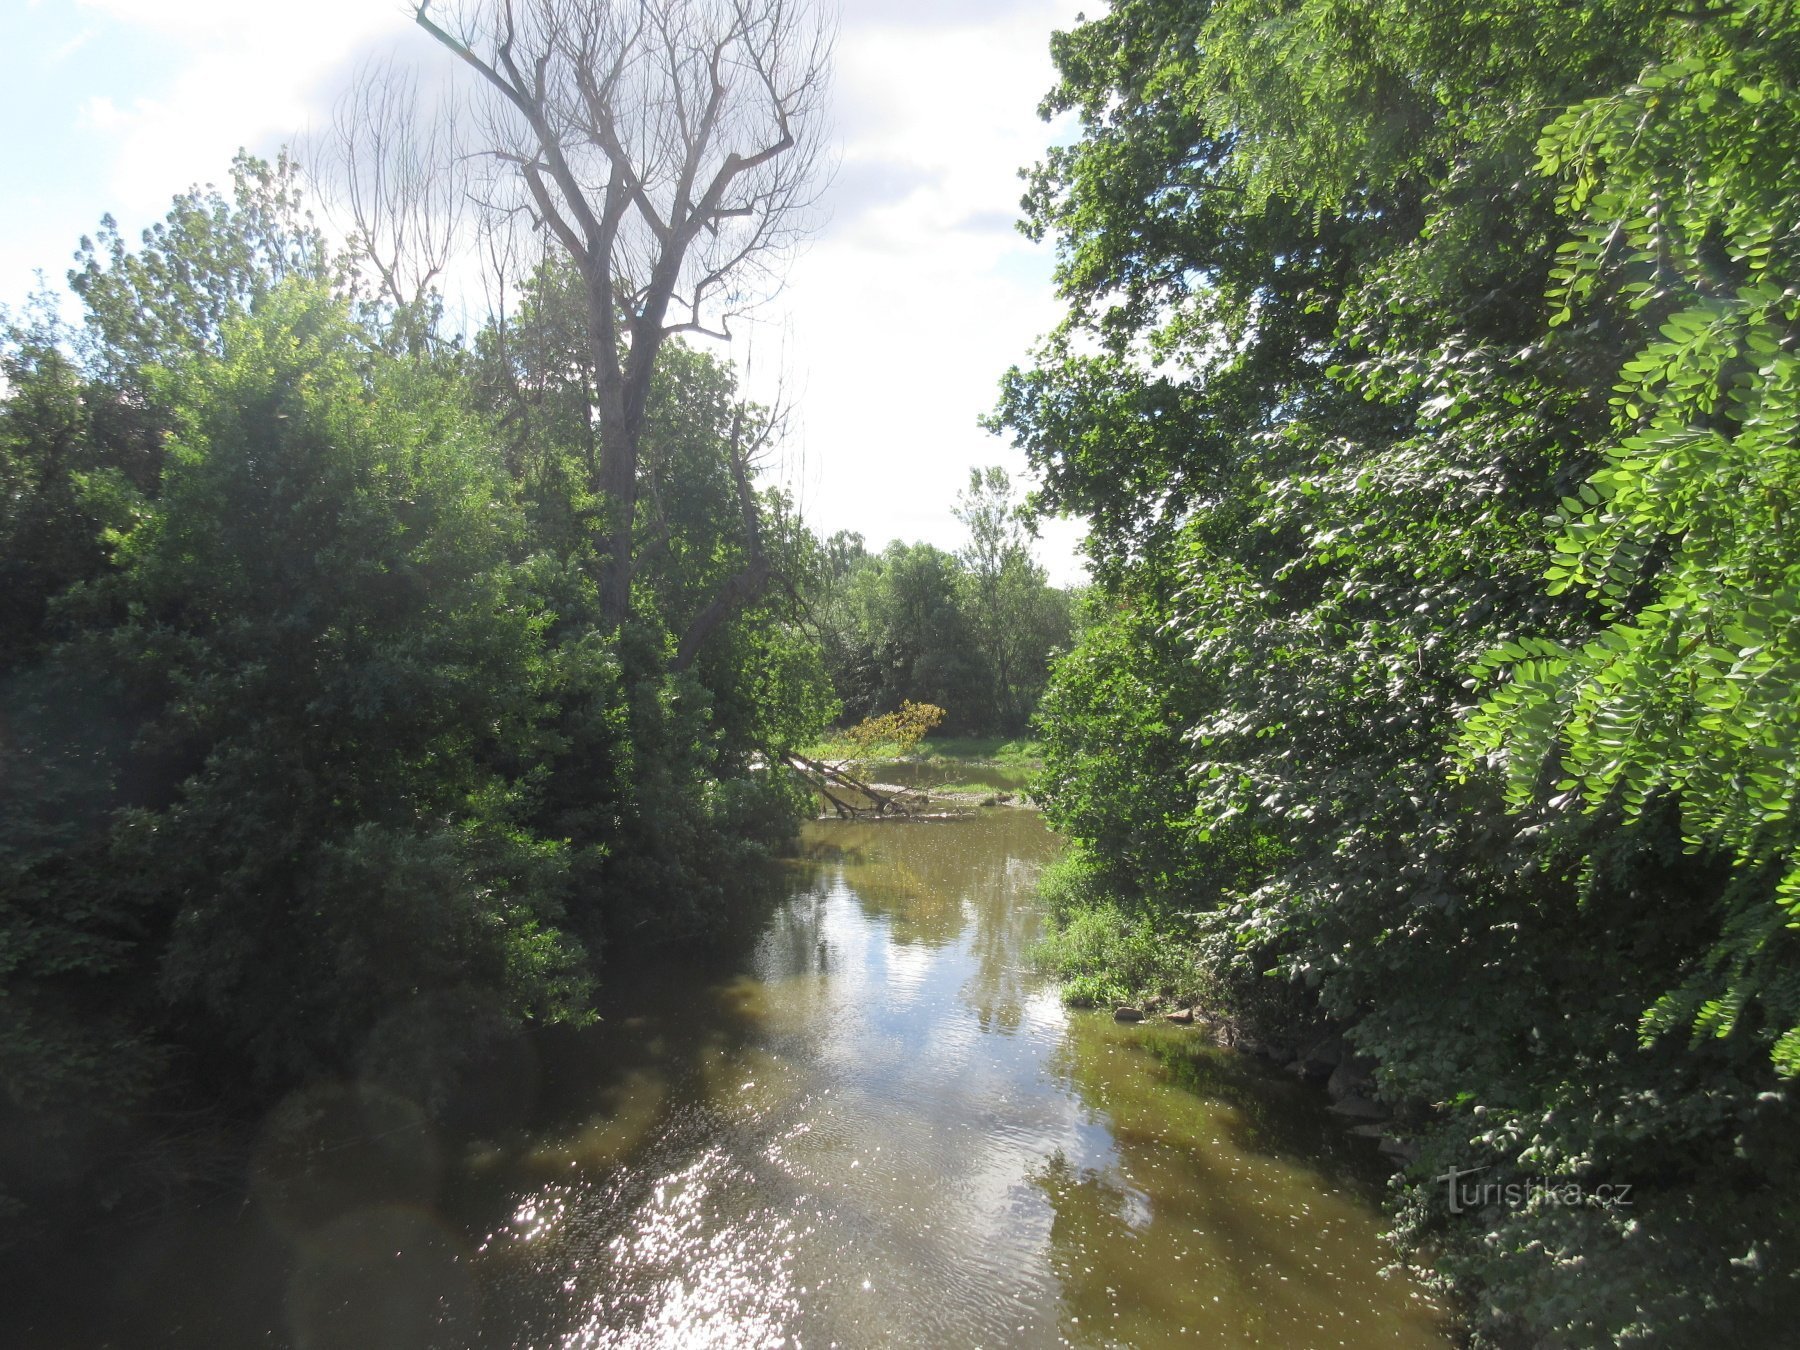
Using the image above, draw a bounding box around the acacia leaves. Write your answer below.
[1005,0,1800,1340]
[1461,0,1800,1072]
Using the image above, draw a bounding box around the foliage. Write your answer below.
[0,155,833,1252]
[954,467,1075,730]
[0,302,131,667]
[1456,0,1800,1076]
[840,700,947,764]
[90,285,595,1075]
[71,150,340,384]
[809,537,991,731]
[469,256,833,942]
[1033,856,1212,1008]
[1000,0,1800,1342]
[804,473,1074,737]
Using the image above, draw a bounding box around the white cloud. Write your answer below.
[754,1,1090,582]
[75,94,128,132]
[49,27,96,63]
[6,0,1093,582]
[66,1,414,215]
[73,0,403,45]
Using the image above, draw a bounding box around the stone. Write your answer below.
[1166,1007,1195,1025]
[1297,1035,1346,1078]
[1327,1094,1389,1121]
[1327,1054,1378,1102]
[1347,1123,1417,1163]
[1113,1006,1144,1023]
[1378,1135,1420,1165]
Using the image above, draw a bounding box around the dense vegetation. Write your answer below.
[8,2,1795,1341]
[806,467,1075,738]
[0,158,828,1247]
[1000,0,1800,1343]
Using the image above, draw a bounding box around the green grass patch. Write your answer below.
[917,735,1043,765]
[801,733,1044,767]
[1033,856,1211,1008]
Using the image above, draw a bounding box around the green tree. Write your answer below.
[71,151,340,384]
[2,143,839,1254]
[999,0,1800,1341]
[0,301,121,667]
[0,275,599,1248]
[808,530,881,718]
[81,283,594,1077]
[469,256,832,943]
[1457,0,1800,1077]
[857,541,992,733]
[0,155,332,669]
[954,466,1072,732]
[2,160,378,1243]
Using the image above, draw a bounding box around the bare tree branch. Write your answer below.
[330,0,831,642]
[309,56,469,314]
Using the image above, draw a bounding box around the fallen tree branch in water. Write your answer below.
[782,752,945,818]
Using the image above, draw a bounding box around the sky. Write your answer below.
[0,0,1092,585]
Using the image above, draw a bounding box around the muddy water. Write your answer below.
[18,810,1450,1348]
[864,758,1035,793]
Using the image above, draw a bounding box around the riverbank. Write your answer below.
[789,737,1045,820]
[4,804,1451,1349]
[804,733,1044,772]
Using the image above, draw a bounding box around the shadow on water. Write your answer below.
[5,869,798,1350]
[1030,1014,1442,1348]
[8,809,1450,1349]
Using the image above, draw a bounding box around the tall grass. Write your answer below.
[1032,856,1211,1008]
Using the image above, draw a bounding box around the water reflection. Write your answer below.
[1036,1019,1443,1347]
[869,759,1036,793]
[461,809,1446,1348]
[14,808,1450,1348]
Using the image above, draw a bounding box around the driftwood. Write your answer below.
[784,753,956,819]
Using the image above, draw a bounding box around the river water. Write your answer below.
[20,808,1450,1349]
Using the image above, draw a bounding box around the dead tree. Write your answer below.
[410,0,832,640]
[316,58,469,312]
[783,753,932,819]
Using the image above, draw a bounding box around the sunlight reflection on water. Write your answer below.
[459,811,1451,1349]
[24,809,1453,1349]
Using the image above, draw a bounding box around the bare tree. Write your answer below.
[318,57,469,311]
[412,0,833,632]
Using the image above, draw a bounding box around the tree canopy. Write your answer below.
[0,151,828,1252]
[802,474,1074,739]
[1000,0,1800,1341]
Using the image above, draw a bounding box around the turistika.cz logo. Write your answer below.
[1435,1164,1634,1215]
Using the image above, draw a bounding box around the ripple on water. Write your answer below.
[466,811,1450,1348]
[35,809,1451,1349]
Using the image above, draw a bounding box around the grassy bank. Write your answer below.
[804,733,1044,767]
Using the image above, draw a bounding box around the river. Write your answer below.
[19,806,1451,1348]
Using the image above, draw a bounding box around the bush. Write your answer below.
[1034,855,1211,1008]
